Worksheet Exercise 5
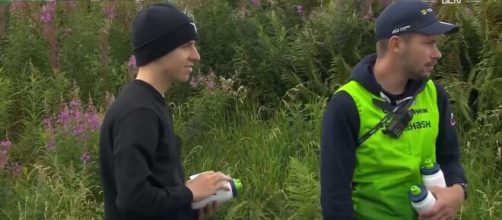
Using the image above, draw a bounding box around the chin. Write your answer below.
[421,74,431,80]
[419,69,432,78]
[411,73,430,80]
[178,74,191,83]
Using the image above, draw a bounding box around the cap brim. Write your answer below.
[415,21,459,35]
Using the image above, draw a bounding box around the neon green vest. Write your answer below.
[337,80,439,220]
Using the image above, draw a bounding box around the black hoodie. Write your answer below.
[320,54,467,219]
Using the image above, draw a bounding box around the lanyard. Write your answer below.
[356,81,427,146]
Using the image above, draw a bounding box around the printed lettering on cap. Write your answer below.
[392,25,411,34]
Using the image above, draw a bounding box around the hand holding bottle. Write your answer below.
[418,185,465,220]
[185,171,232,202]
[188,172,243,210]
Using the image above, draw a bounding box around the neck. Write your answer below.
[373,56,408,95]
[135,66,172,95]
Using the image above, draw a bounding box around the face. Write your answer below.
[398,34,442,80]
[152,40,200,83]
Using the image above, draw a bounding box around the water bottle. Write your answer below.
[408,185,436,215]
[189,173,243,210]
[420,159,446,189]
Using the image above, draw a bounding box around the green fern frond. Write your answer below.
[328,55,351,91]
[436,52,473,126]
[285,157,321,220]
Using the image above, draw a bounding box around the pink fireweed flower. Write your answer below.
[85,104,101,132]
[40,13,52,24]
[0,140,12,169]
[43,117,52,129]
[189,75,204,89]
[64,0,77,10]
[128,55,137,69]
[0,140,12,151]
[206,80,215,89]
[55,98,101,140]
[46,134,56,150]
[69,99,82,117]
[72,122,85,137]
[8,162,22,177]
[190,75,199,88]
[295,5,304,15]
[80,151,91,164]
[40,1,56,24]
[57,105,71,127]
[43,117,56,150]
[0,150,7,169]
[196,75,204,84]
[10,1,29,12]
[251,0,261,7]
[71,110,82,124]
[205,71,217,90]
[104,3,116,20]
[69,99,83,134]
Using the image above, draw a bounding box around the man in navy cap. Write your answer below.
[321,0,467,219]
[99,3,231,220]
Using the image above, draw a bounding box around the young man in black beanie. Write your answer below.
[99,3,231,220]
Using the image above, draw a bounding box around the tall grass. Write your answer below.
[0,0,500,219]
[174,89,325,219]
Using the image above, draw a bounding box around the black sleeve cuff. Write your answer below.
[180,185,194,204]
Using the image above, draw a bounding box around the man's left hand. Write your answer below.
[198,201,219,220]
[419,185,465,220]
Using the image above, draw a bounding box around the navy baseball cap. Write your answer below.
[376,0,459,40]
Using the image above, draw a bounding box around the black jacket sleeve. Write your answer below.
[321,91,359,220]
[434,82,467,186]
[113,108,193,217]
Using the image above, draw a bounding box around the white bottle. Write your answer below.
[420,159,446,189]
[189,173,243,210]
[409,185,436,215]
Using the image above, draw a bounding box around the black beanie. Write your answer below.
[132,3,198,67]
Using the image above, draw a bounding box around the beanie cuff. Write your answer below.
[134,22,198,67]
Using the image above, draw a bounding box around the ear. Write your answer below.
[388,36,404,54]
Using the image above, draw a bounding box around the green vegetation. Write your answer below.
[0,1,500,219]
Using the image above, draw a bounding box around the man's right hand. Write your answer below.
[185,171,232,202]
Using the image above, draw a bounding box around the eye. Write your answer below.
[423,40,435,46]
[182,41,196,48]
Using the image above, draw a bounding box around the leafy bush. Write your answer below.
[0,0,500,219]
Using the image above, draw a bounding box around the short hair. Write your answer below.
[376,40,389,57]
[376,34,414,57]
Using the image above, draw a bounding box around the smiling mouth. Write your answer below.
[425,63,436,69]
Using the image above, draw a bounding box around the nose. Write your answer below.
[432,44,442,60]
[189,46,200,62]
